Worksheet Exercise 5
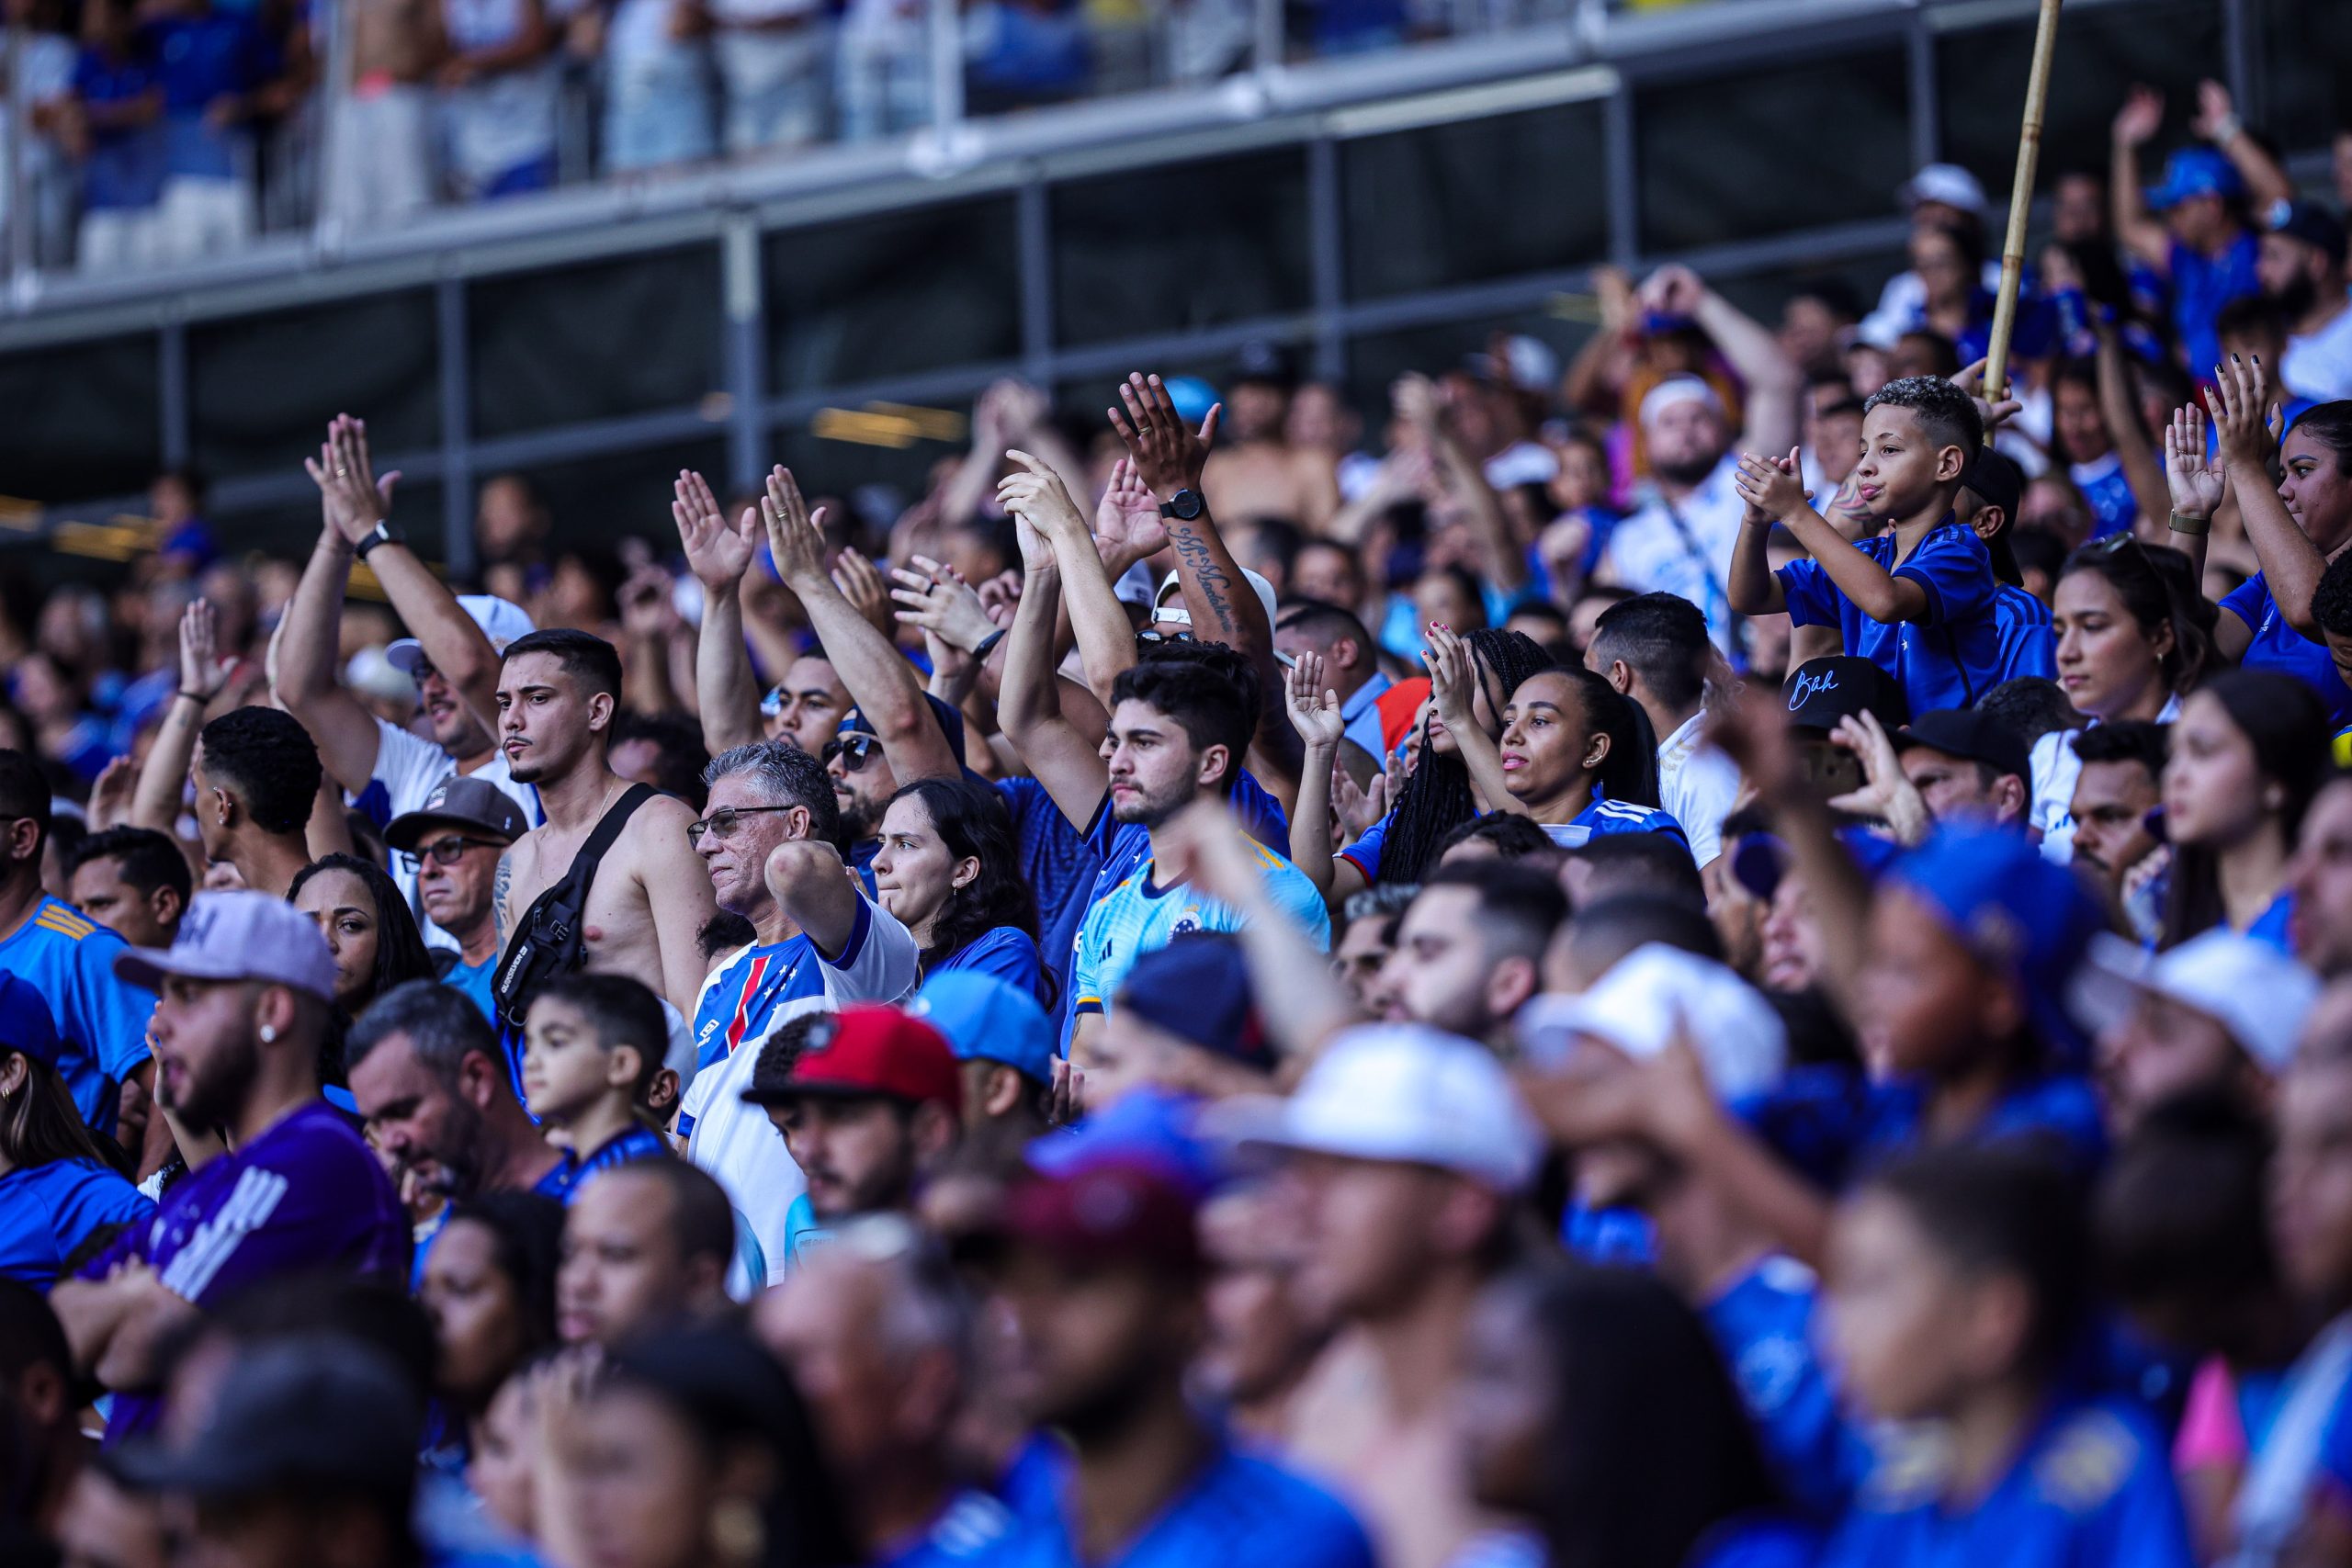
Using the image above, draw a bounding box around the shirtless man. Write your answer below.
[1202,355,1339,530]
[491,630,716,1024]
[322,0,446,226]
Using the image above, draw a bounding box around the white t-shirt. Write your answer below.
[2285,300,2352,405]
[2029,694,2181,864]
[371,717,543,951]
[678,900,920,1286]
[1657,711,1741,869]
[1598,453,1747,653]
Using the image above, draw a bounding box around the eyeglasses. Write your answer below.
[397,835,499,873]
[686,805,799,846]
[820,733,880,771]
[1136,628,1196,647]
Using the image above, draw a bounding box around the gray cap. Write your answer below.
[384,774,530,851]
[113,890,337,1002]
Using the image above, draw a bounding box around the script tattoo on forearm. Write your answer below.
[1169,528,1240,643]
[492,850,513,948]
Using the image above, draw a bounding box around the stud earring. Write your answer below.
[258,1023,277,1044]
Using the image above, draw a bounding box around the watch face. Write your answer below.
[1168,490,1204,520]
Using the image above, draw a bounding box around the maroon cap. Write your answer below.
[739,1005,964,1116]
[1001,1157,1203,1275]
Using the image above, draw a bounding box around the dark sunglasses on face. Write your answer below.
[686,805,799,847]
[398,835,498,873]
[821,734,881,771]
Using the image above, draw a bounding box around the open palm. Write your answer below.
[673,470,758,590]
[2164,406,2225,517]
[1285,653,1345,750]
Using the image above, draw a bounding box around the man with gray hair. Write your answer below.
[678,739,922,1280]
[345,978,569,1207]
[752,1218,1011,1562]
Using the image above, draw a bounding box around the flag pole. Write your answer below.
[1981,0,2064,420]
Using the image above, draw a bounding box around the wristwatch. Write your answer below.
[1158,489,1204,522]
[354,521,400,561]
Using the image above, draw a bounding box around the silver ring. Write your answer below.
[335,468,349,478]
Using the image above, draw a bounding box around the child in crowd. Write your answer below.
[519,974,673,1183]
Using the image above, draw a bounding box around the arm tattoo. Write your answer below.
[492,850,514,948]
[1170,529,1240,641]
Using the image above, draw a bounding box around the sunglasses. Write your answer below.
[686,805,799,847]
[397,835,499,873]
[821,733,881,771]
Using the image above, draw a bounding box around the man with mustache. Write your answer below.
[51,893,407,1443]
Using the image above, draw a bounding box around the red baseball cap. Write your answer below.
[1001,1157,1203,1276]
[739,1005,964,1116]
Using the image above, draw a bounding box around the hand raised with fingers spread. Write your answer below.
[2165,404,2225,520]
[2205,355,2276,469]
[760,466,831,588]
[672,469,759,592]
[890,556,998,652]
[1285,652,1345,752]
[1093,456,1170,564]
[831,547,894,639]
[1423,623,1478,733]
[179,597,233,700]
[1108,373,1219,498]
[1334,764,1386,842]
[2112,85,2164,147]
[1952,357,2023,434]
[304,414,395,547]
[995,449,1089,539]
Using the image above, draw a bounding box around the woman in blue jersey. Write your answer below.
[872,776,1049,1005]
[1479,663,1687,850]
[0,976,152,1290]
[1817,1145,2195,1568]
[2161,670,2327,953]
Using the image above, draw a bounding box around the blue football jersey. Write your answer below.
[0,1158,153,1290]
[0,897,157,1134]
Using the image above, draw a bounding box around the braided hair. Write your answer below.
[1374,627,1555,886]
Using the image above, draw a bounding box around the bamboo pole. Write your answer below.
[1981,0,2064,425]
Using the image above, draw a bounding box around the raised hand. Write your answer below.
[1951,357,2023,434]
[1639,262,1705,319]
[889,556,999,653]
[179,596,233,701]
[2113,85,2164,147]
[87,754,137,830]
[1391,372,1442,432]
[616,563,679,640]
[2204,354,2277,469]
[1093,456,1170,564]
[1826,710,1929,844]
[303,414,395,546]
[1732,447,1809,524]
[831,547,894,640]
[1284,652,1346,752]
[995,449,1088,539]
[2164,404,2226,520]
[672,469,759,591]
[2190,78,2238,141]
[1107,373,1219,498]
[1333,763,1386,843]
[1422,622,1477,733]
[759,466,831,588]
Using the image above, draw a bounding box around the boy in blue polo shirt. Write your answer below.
[520,974,673,1183]
[1729,375,2003,716]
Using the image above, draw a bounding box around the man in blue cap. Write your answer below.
[2111,82,2290,381]
[911,970,1057,1155]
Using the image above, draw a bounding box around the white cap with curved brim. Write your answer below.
[1154,570,1279,632]
[2069,929,2321,1076]
[113,890,337,1003]
[386,595,536,676]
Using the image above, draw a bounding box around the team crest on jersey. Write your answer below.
[1171,909,1202,935]
[2032,1409,2135,1513]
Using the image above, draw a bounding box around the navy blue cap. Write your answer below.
[912,971,1057,1086]
[1114,933,1270,1068]
[836,695,967,767]
[0,974,63,1070]
[1889,826,2104,1062]
[1731,826,1904,902]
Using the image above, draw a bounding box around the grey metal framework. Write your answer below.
[0,0,2335,572]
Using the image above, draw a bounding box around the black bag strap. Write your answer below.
[492,784,657,1032]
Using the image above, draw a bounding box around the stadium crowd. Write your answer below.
[15,67,2352,1568]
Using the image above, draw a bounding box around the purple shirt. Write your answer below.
[86,1100,407,1442]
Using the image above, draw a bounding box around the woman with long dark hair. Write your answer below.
[871,775,1048,1005]
[2030,534,2214,860]
[1439,649,1689,852]
[2161,669,2327,952]
[1289,626,1555,904]
[424,1190,563,1468]
[289,852,437,1021]
[1458,1263,1792,1568]
[0,977,152,1288]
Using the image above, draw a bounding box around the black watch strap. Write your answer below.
[1158,489,1204,521]
[354,522,398,560]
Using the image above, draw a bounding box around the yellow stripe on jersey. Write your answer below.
[35,908,96,941]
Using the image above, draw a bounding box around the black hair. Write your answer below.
[705,739,842,848]
[1896,330,1962,380]
[600,1159,737,1274]
[2217,294,2290,346]
[1273,596,1374,654]
[1787,276,1863,321]
[44,813,87,874]
[1588,592,1711,715]
[1865,1144,2089,1381]
[1416,562,1490,629]
[501,627,624,704]
[1563,892,1723,979]
[439,1191,567,1367]
[216,1276,438,1396]
[2095,1091,2277,1355]
[1861,373,1984,456]
[2164,671,2331,951]
[1110,649,1260,788]
[2312,547,2352,640]
[2009,525,2068,587]
[1512,1264,1781,1568]
[2058,536,2215,696]
[1510,665,1664,810]
[346,976,506,1089]
[1770,986,1861,1070]
[197,707,322,837]
[1565,833,1705,909]
[1376,629,1556,885]
[2070,718,2170,777]
[1419,860,1568,964]
[609,711,712,810]
[1435,811,1559,863]
[2289,400,2352,478]
[1977,677,2082,750]
[66,824,192,908]
[531,972,669,1100]
[888,777,1046,1001]
[748,1010,830,1106]
[0,750,50,858]
[0,1046,128,1177]
[1291,536,1365,591]
[288,853,436,1017]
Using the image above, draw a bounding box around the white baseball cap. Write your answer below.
[2071,929,2322,1075]
[1900,163,1988,216]
[114,890,338,1003]
[1636,374,1725,432]
[1514,944,1788,1100]
[1210,1023,1544,1193]
[386,595,536,676]
[1155,570,1280,634]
